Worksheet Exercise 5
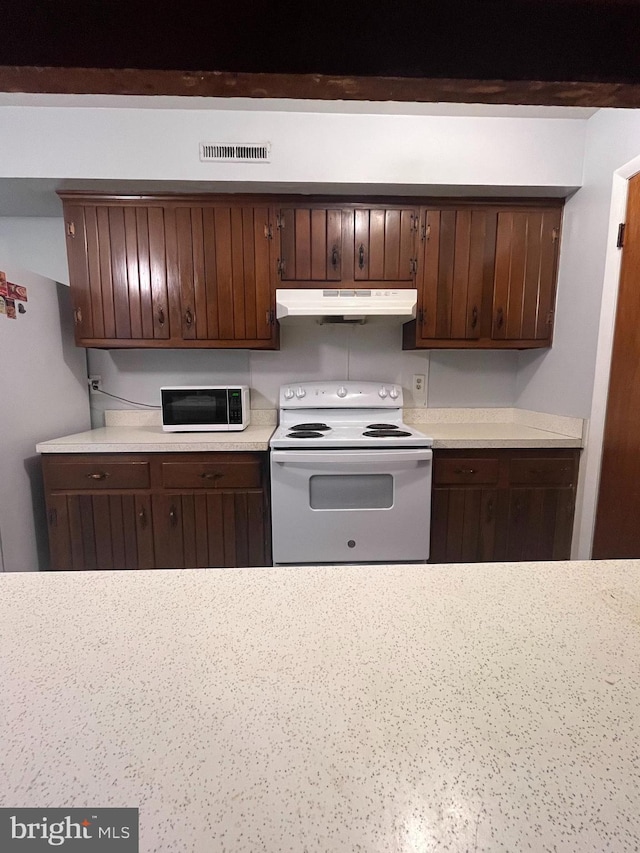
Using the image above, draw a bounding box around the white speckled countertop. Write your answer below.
[1,561,638,851]
[36,422,276,453]
[36,407,583,453]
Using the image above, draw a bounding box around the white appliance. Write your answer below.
[275,288,417,324]
[0,266,91,571]
[270,381,433,565]
[161,385,250,432]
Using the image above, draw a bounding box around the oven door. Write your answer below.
[271,448,432,564]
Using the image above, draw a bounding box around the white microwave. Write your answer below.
[161,386,250,432]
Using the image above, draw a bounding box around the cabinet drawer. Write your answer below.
[509,457,575,485]
[433,457,500,485]
[45,460,150,490]
[160,458,262,489]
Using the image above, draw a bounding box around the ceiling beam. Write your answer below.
[1,67,640,108]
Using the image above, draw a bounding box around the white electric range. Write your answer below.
[269,381,433,565]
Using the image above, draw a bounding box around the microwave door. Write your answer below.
[162,389,228,429]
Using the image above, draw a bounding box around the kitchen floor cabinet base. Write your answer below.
[43,452,270,570]
[430,449,579,564]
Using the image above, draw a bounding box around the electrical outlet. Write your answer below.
[88,375,102,393]
[412,373,426,406]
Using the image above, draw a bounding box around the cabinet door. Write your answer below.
[503,452,577,560]
[353,208,418,283]
[504,486,575,561]
[46,492,154,570]
[277,207,342,283]
[170,205,276,345]
[417,208,497,342]
[63,202,170,344]
[430,487,498,563]
[63,205,95,341]
[152,490,267,569]
[492,208,561,343]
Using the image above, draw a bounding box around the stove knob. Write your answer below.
[295,387,306,399]
[284,388,295,400]
[337,386,348,398]
[378,386,388,398]
[389,387,399,400]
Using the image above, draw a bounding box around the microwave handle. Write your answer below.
[271,449,432,466]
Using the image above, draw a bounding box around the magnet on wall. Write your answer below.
[5,298,16,319]
[18,303,26,314]
[0,295,5,315]
[7,282,27,301]
[0,271,7,297]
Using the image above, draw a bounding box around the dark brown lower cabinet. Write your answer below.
[152,490,266,569]
[42,452,270,570]
[46,491,155,570]
[430,449,579,563]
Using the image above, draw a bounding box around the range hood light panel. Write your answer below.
[276,288,418,324]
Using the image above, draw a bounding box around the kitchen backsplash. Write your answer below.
[87,322,520,426]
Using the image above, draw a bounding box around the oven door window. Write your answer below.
[309,474,393,510]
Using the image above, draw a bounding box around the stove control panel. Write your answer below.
[279,381,404,408]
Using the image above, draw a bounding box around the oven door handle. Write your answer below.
[271,449,433,466]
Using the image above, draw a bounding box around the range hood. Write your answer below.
[276,288,417,324]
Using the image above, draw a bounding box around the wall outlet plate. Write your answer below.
[412,373,426,406]
[88,375,102,393]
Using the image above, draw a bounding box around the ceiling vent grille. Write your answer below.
[199,142,271,163]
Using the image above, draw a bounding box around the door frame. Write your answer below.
[574,153,640,558]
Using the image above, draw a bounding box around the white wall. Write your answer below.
[516,110,640,419]
[0,105,585,191]
[87,328,519,425]
[0,218,69,284]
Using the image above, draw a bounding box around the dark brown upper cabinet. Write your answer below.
[60,195,278,349]
[277,207,343,282]
[275,203,420,288]
[492,208,562,344]
[62,195,562,351]
[403,202,563,350]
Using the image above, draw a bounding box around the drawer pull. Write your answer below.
[158,307,165,327]
[454,468,477,475]
[185,308,194,328]
[358,243,365,269]
[331,245,340,268]
[199,471,223,480]
[86,471,109,480]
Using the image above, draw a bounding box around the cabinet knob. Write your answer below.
[331,245,340,268]
[185,308,193,327]
[158,307,165,327]
[471,306,478,329]
[454,468,477,475]
[358,244,365,270]
[138,507,148,528]
[169,505,178,526]
[86,471,109,480]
